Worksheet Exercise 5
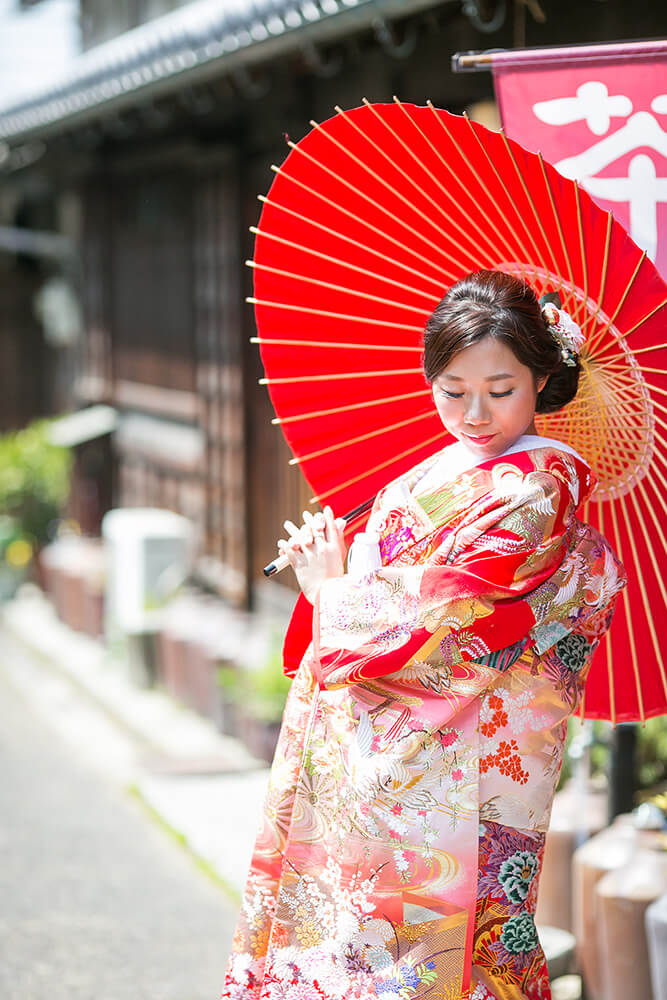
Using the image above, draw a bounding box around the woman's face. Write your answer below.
[431,336,549,459]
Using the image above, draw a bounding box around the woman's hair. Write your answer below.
[422,269,580,414]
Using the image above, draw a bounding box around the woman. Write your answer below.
[221,270,627,1000]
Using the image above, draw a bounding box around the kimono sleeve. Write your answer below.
[526,520,628,654]
[312,470,575,688]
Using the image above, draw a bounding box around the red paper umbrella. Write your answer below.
[250,99,667,724]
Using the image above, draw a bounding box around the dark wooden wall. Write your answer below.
[0,257,52,432]
[193,157,248,601]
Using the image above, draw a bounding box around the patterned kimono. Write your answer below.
[222,441,627,1000]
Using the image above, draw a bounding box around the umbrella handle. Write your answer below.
[264,553,290,577]
[263,496,375,577]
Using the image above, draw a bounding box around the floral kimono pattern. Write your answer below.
[221,443,626,1000]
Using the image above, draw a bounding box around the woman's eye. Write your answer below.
[439,389,514,399]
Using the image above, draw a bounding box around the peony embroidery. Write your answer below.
[499,913,539,955]
[555,632,591,673]
[498,850,539,904]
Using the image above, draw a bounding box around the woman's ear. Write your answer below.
[537,374,549,394]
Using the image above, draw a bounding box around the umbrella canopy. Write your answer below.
[251,99,667,724]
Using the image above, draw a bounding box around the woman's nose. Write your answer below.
[464,396,490,424]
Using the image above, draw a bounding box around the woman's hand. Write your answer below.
[277,506,347,604]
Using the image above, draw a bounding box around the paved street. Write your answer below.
[0,651,238,1000]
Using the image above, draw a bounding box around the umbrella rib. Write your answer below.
[650,417,667,457]
[604,629,616,725]
[357,98,505,267]
[618,487,667,706]
[614,295,667,338]
[267,167,457,286]
[651,445,667,481]
[259,368,421,385]
[586,296,667,362]
[644,454,667,505]
[580,213,613,339]
[578,670,586,720]
[537,153,576,295]
[591,365,640,389]
[573,184,589,327]
[645,395,667,417]
[598,361,665,376]
[603,418,656,459]
[247,297,424,332]
[651,410,667,432]
[320,108,480,274]
[592,342,667,365]
[607,413,651,450]
[251,337,422,353]
[391,97,513,266]
[584,252,648,356]
[247,260,433,317]
[252,207,445,298]
[283,138,470,278]
[596,387,645,412]
[595,389,653,423]
[449,110,541,267]
[271,389,431,425]
[607,494,645,722]
[311,431,446,504]
[289,410,435,465]
[574,407,647,468]
[595,498,616,725]
[499,133,564,295]
[603,430,649,462]
[356,99,496,260]
[637,472,667,545]
[600,440,646,478]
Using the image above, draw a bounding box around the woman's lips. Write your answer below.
[465,433,496,444]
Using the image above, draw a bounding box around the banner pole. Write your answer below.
[451,50,498,72]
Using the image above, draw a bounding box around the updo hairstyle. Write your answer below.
[422,269,580,414]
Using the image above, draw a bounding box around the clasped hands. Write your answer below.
[277,506,347,604]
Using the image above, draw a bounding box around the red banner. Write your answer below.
[492,40,667,278]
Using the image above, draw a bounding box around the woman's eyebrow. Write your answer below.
[439,372,515,382]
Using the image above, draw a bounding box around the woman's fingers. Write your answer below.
[277,538,306,567]
[280,509,338,557]
[285,518,314,547]
[322,505,336,543]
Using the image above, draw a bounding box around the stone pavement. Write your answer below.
[0,653,239,999]
[1,587,270,904]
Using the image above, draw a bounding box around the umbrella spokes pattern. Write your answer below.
[250,99,667,723]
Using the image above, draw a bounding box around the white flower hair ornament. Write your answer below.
[541,302,586,367]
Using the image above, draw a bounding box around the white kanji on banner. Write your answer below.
[535,87,667,262]
[494,53,667,279]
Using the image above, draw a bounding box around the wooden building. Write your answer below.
[1,0,666,612]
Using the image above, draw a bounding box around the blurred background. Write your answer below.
[1,2,667,999]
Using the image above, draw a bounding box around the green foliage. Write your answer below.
[0,420,71,546]
[559,716,667,800]
[216,633,291,723]
[637,716,667,790]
